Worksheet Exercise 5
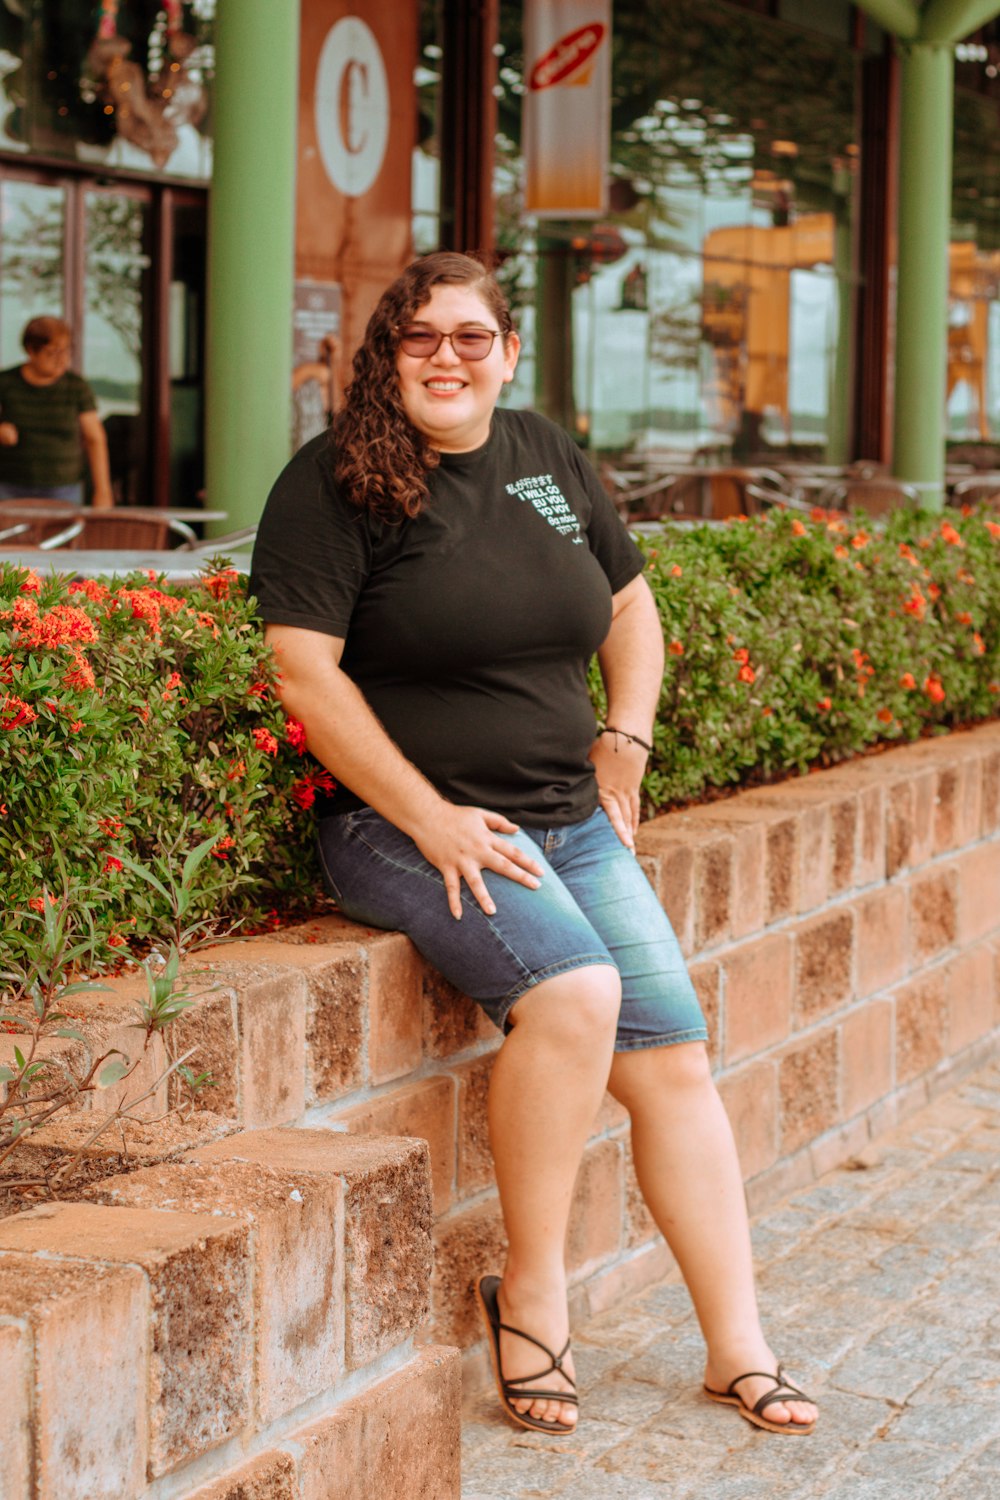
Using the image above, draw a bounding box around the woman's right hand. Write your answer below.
[410,804,544,920]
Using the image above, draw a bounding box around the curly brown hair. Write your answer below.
[332,252,515,521]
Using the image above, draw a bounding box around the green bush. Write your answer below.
[619,503,1000,809]
[1,561,324,970]
[3,504,999,973]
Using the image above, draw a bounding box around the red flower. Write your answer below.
[69,720,83,733]
[226,758,246,781]
[852,531,870,549]
[12,603,98,651]
[252,727,279,756]
[940,521,964,547]
[161,671,182,701]
[69,579,110,602]
[898,543,918,565]
[737,663,756,685]
[28,895,45,913]
[291,770,336,809]
[203,568,239,600]
[63,651,96,691]
[902,589,926,621]
[103,855,124,874]
[106,933,127,948]
[211,835,236,860]
[923,674,945,704]
[18,569,42,594]
[1,694,36,730]
[247,681,269,700]
[834,544,849,560]
[98,817,123,836]
[876,707,893,724]
[973,631,985,655]
[986,520,1000,539]
[927,582,941,601]
[900,672,916,690]
[790,519,807,536]
[285,717,308,754]
[668,640,684,656]
[732,647,750,665]
[955,611,972,625]
[817,697,831,712]
[670,564,683,577]
[196,611,220,638]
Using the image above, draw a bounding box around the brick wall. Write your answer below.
[3,721,999,1495]
[185,720,1000,1353]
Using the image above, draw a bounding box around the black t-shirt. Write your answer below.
[250,407,646,825]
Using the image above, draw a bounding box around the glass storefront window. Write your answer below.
[2,1,214,182]
[0,180,66,368]
[495,0,859,465]
[948,86,1000,448]
[82,190,150,419]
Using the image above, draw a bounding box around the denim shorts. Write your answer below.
[0,481,83,503]
[316,804,707,1052]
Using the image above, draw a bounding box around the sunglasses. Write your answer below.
[396,326,501,360]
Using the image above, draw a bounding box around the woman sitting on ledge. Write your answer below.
[250,252,817,1440]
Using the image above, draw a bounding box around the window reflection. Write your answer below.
[0,181,66,368]
[494,0,859,464]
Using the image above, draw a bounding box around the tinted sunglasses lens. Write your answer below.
[452,331,495,359]
[399,329,442,356]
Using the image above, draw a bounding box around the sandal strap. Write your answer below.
[728,1368,813,1415]
[496,1320,577,1390]
[502,1383,579,1406]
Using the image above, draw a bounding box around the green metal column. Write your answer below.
[892,40,953,510]
[205,0,299,532]
[534,228,578,435]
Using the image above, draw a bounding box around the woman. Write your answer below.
[250,252,816,1440]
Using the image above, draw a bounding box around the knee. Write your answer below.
[510,963,621,1050]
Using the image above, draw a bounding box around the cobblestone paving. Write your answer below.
[462,1061,1000,1500]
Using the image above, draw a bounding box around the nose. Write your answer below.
[429,334,463,366]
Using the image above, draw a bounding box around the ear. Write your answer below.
[501,331,521,385]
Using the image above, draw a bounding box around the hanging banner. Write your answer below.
[523,0,611,218]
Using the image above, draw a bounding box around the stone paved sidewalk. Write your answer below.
[461,1059,1000,1500]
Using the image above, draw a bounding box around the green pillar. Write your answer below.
[205,0,299,532]
[892,41,953,510]
[826,170,854,466]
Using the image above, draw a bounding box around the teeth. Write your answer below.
[426,380,464,391]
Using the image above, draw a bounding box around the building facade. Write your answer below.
[3,0,1000,513]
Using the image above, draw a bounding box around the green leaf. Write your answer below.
[113,853,175,906]
[98,1058,130,1088]
[54,1028,86,1041]
[13,1047,25,1069]
[57,981,113,999]
[180,832,223,893]
[0,1066,15,1083]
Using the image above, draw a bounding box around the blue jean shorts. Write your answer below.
[316,804,707,1052]
[0,481,83,503]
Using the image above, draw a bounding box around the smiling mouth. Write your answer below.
[424,379,466,392]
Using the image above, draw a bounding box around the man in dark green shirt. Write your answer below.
[0,316,113,505]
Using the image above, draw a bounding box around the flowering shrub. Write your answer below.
[1,562,323,970]
[622,504,1000,809]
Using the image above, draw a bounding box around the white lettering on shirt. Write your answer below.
[505,473,584,542]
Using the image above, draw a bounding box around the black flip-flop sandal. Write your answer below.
[476,1275,579,1437]
[704,1365,817,1434]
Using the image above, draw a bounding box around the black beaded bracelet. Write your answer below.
[598,725,653,754]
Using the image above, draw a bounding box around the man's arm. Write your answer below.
[79,410,113,508]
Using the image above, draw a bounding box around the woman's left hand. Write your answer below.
[588,733,648,851]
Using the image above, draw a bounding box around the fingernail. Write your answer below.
[486,903,496,916]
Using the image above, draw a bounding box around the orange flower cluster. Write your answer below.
[732,647,755,685]
[252,726,279,756]
[1,693,36,731]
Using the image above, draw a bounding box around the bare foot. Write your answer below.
[704,1346,817,1430]
[496,1274,578,1430]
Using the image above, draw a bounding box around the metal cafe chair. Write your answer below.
[0,499,85,548]
[66,511,198,550]
[814,478,921,517]
[949,474,1000,509]
[176,525,259,554]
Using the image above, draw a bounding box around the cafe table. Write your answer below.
[0,546,253,581]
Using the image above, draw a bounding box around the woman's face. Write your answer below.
[395,283,520,452]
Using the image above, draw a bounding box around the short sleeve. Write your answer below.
[566,442,646,593]
[249,434,373,637]
[76,377,97,414]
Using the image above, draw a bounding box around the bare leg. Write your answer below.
[608,1041,817,1428]
[488,963,621,1429]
